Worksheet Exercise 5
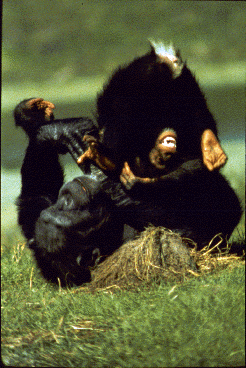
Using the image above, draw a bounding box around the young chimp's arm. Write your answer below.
[103,160,242,247]
[100,170,191,233]
[102,159,205,233]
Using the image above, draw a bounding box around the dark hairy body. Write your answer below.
[14,42,242,286]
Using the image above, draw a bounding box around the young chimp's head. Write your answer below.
[97,41,217,166]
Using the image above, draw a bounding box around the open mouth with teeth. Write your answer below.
[161,136,176,149]
[149,131,177,170]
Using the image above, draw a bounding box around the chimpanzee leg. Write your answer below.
[14,98,99,240]
[16,141,64,240]
[29,176,124,286]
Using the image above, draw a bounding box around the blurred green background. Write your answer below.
[2,1,245,241]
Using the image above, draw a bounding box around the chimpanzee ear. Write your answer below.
[201,129,227,171]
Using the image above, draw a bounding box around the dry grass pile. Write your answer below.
[192,233,245,275]
[89,227,244,290]
[90,226,197,289]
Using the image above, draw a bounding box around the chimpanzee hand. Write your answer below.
[14,98,99,160]
[36,117,98,159]
[120,159,205,191]
[120,162,156,190]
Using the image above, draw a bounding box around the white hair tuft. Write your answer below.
[149,39,184,78]
[149,40,177,61]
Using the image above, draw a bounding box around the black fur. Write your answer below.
[14,99,98,241]
[14,45,242,286]
[105,159,242,246]
[30,176,124,286]
[95,45,241,244]
[97,47,218,162]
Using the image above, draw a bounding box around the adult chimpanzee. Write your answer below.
[15,41,242,286]
[78,41,227,174]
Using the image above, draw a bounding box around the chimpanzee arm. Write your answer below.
[158,158,204,182]
[16,142,65,239]
[120,158,204,191]
[102,162,242,247]
[36,117,98,162]
[100,176,186,233]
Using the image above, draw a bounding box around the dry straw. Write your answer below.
[88,226,244,290]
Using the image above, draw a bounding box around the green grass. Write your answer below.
[1,239,245,367]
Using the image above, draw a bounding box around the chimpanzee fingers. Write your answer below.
[63,134,94,174]
[27,98,55,111]
[40,100,55,120]
[83,135,98,144]
[63,136,85,160]
[26,98,44,107]
[40,100,55,110]
[120,162,138,190]
[212,152,227,169]
[203,151,227,171]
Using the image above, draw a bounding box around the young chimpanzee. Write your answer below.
[15,41,242,286]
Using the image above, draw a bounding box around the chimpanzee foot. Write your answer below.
[77,135,117,172]
[26,98,55,122]
[14,97,56,137]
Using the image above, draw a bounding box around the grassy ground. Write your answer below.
[1,237,245,367]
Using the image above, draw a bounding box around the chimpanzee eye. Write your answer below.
[162,136,176,148]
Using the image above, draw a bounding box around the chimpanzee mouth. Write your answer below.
[161,136,176,149]
[153,157,168,169]
[152,153,180,173]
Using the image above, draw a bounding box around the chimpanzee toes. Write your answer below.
[14,98,55,138]
[26,98,55,121]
